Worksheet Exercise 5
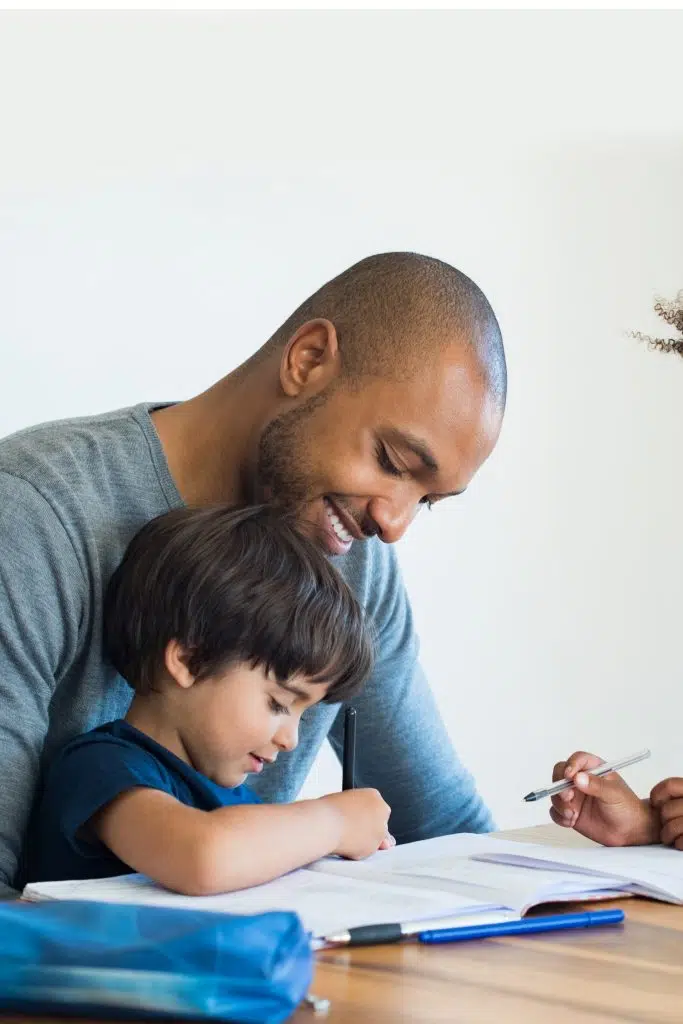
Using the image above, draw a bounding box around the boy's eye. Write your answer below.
[375,441,407,478]
[268,696,290,715]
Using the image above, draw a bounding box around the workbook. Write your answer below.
[22,833,653,940]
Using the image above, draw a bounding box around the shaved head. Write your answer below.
[263,251,506,410]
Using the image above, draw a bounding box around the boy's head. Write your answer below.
[104,505,374,786]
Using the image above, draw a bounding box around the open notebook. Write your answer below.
[22,833,637,940]
[472,838,683,904]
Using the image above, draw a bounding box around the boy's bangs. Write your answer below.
[248,599,374,704]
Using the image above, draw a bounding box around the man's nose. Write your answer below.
[274,717,299,753]
[366,495,419,544]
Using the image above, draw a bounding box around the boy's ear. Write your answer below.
[164,639,196,689]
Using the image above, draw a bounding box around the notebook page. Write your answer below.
[309,834,626,915]
[310,832,509,878]
[394,858,625,915]
[473,840,683,904]
[23,869,493,938]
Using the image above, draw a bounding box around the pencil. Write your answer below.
[342,706,357,791]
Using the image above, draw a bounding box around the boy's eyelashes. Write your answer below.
[268,695,291,715]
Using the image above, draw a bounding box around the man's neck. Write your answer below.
[150,366,274,507]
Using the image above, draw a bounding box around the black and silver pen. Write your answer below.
[324,922,405,947]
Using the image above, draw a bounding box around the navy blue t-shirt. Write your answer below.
[29,720,259,882]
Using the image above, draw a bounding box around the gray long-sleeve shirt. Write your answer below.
[0,403,493,895]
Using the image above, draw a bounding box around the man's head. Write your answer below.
[247,252,506,555]
[104,505,374,785]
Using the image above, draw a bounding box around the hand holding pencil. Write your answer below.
[335,706,394,856]
[546,750,660,848]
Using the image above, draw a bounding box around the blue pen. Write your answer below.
[418,909,625,944]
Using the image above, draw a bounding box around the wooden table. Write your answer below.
[291,824,683,1024]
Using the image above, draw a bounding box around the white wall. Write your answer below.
[2,11,683,828]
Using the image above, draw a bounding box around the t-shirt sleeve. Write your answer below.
[45,736,173,859]
[0,472,86,894]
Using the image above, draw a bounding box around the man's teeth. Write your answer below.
[324,500,353,543]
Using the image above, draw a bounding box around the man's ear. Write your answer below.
[280,319,341,399]
[163,639,196,689]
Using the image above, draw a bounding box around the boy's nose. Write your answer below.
[274,718,299,752]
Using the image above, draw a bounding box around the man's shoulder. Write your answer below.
[0,402,178,546]
[0,404,153,486]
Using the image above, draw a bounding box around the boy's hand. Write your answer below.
[322,788,392,860]
[549,751,658,847]
[650,778,683,849]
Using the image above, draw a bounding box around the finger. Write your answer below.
[651,778,683,808]
[658,798,683,825]
[552,761,568,783]
[550,805,577,829]
[661,816,683,847]
[674,836,683,852]
[572,769,625,805]
[562,752,606,778]
[377,834,396,850]
[551,780,575,806]
[551,793,576,816]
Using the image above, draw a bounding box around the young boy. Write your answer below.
[548,750,683,850]
[29,505,392,895]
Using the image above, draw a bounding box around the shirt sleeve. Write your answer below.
[45,736,173,860]
[0,472,86,895]
[327,541,495,843]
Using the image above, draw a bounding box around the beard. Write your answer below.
[253,395,328,513]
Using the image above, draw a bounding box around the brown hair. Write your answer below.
[103,505,374,700]
[632,291,683,357]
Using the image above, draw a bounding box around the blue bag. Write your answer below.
[0,900,313,1023]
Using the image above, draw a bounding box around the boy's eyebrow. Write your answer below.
[275,680,312,700]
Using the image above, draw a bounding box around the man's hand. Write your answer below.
[321,788,392,860]
[549,751,659,847]
[650,778,683,849]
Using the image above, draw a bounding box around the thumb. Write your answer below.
[573,770,624,804]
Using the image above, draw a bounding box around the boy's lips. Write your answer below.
[248,753,276,773]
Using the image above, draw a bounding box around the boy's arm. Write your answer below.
[94,786,390,895]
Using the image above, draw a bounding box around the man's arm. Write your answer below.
[0,471,84,895]
[328,540,494,844]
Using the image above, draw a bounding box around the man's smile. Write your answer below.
[322,497,359,555]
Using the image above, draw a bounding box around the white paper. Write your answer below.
[23,867,491,938]
[473,839,683,904]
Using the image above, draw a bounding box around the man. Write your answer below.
[0,251,506,896]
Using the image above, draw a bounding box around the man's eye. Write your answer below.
[268,697,290,715]
[375,441,405,478]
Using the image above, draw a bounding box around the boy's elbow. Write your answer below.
[165,831,240,897]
